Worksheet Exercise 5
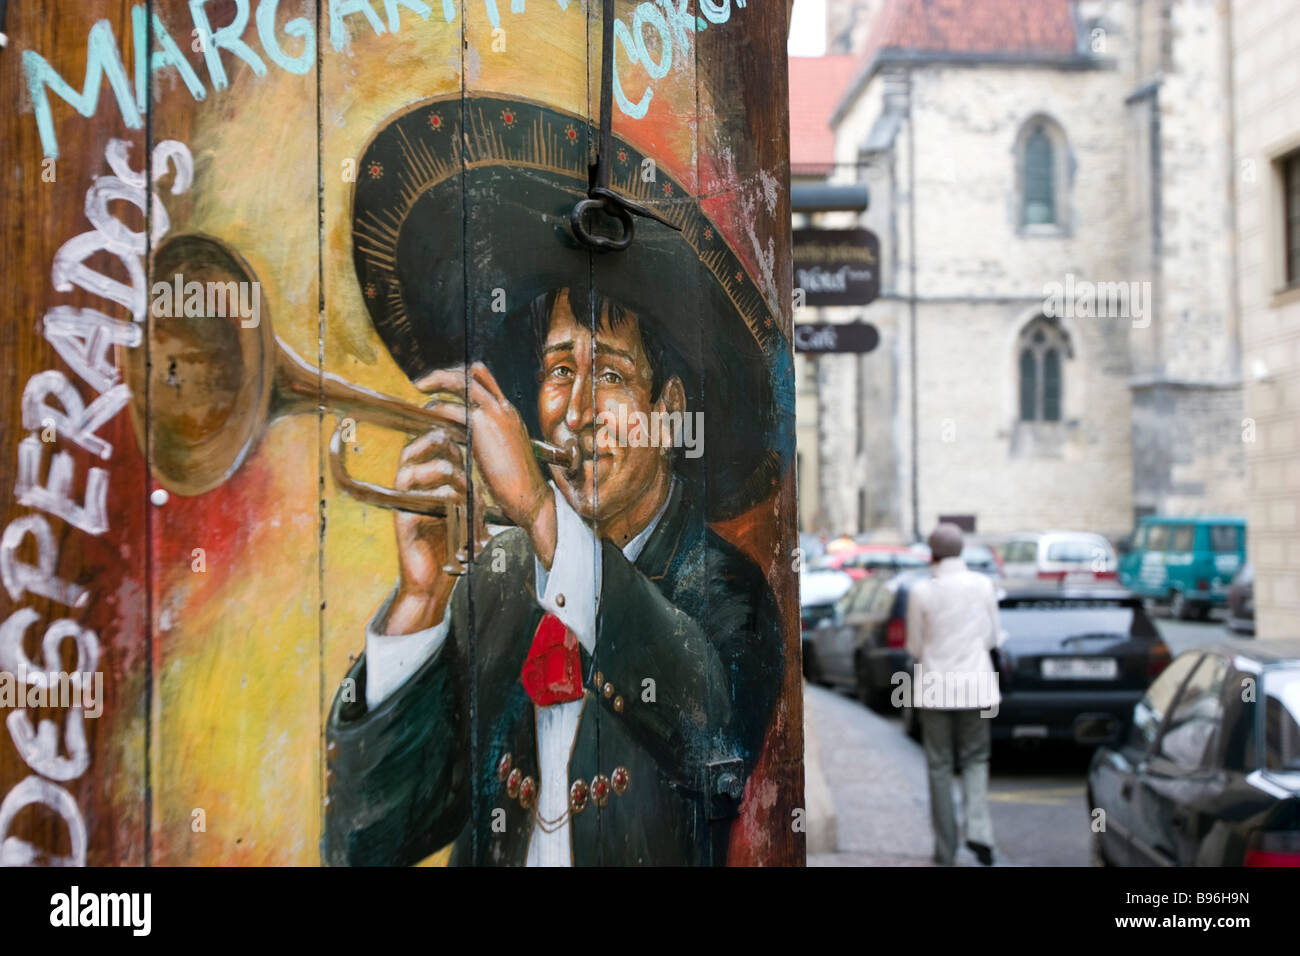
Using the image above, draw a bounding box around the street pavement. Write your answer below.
[807,612,1235,866]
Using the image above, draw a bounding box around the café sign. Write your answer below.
[794,321,879,354]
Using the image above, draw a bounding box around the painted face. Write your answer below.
[538,290,671,526]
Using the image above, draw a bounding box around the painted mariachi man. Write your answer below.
[323,98,793,866]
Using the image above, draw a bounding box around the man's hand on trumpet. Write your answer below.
[414,362,559,568]
[386,426,475,635]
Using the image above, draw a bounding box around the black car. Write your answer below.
[804,569,928,710]
[1087,639,1300,866]
[986,587,1171,744]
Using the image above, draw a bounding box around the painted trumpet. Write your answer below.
[124,233,578,529]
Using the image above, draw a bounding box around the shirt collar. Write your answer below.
[933,555,968,576]
[622,477,678,562]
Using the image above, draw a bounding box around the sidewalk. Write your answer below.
[804,682,1012,866]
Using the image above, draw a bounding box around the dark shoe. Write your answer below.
[966,841,994,866]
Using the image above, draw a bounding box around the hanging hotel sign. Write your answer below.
[793,228,880,306]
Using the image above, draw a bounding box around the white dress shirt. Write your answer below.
[904,556,1003,711]
[363,480,675,866]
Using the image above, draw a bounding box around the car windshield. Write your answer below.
[1263,667,1300,772]
[1045,538,1108,564]
[1210,525,1242,553]
[998,598,1134,638]
[800,570,853,606]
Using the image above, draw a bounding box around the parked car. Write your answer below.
[976,586,1170,745]
[804,569,928,710]
[961,543,1002,577]
[998,531,1118,585]
[799,532,827,564]
[836,546,930,579]
[1118,515,1247,620]
[1226,562,1255,635]
[1087,640,1300,866]
[903,542,1001,577]
[800,569,854,681]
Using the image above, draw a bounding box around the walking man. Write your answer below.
[905,523,1002,866]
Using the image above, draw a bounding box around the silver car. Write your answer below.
[997,531,1118,584]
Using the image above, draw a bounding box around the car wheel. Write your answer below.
[1089,828,1112,867]
[1169,590,1191,621]
[1195,603,1212,622]
[855,656,888,712]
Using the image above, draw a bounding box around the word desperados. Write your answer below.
[50,886,152,937]
[22,0,747,159]
[0,139,193,866]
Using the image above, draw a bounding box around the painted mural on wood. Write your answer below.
[0,0,800,866]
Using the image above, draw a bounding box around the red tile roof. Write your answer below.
[789,55,860,176]
[865,0,1078,58]
[832,0,1081,125]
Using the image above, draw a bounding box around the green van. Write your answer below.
[1118,515,1247,620]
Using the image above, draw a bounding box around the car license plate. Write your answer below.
[1042,657,1118,679]
[1012,725,1048,738]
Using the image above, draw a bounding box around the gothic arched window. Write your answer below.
[1023,126,1055,225]
[1016,117,1068,232]
[1018,318,1070,421]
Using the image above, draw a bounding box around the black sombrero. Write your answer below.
[351,95,793,520]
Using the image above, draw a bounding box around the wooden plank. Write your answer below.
[0,0,149,865]
[587,0,716,863]
[318,0,466,868]
[140,0,322,864]
[457,0,593,866]
[696,0,803,866]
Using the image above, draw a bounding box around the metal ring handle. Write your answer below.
[570,196,635,252]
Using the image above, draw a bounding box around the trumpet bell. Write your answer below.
[124,234,275,496]
[125,232,578,516]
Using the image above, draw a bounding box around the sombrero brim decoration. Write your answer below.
[351,94,793,521]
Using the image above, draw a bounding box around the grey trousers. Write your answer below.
[917,707,994,865]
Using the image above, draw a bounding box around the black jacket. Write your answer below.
[323,481,783,866]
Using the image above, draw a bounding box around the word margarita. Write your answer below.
[22,0,748,158]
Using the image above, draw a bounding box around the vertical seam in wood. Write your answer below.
[315,0,327,868]
[458,0,479,865]
[143,0,155,868]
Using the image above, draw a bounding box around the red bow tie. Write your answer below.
[521,613,584,707]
